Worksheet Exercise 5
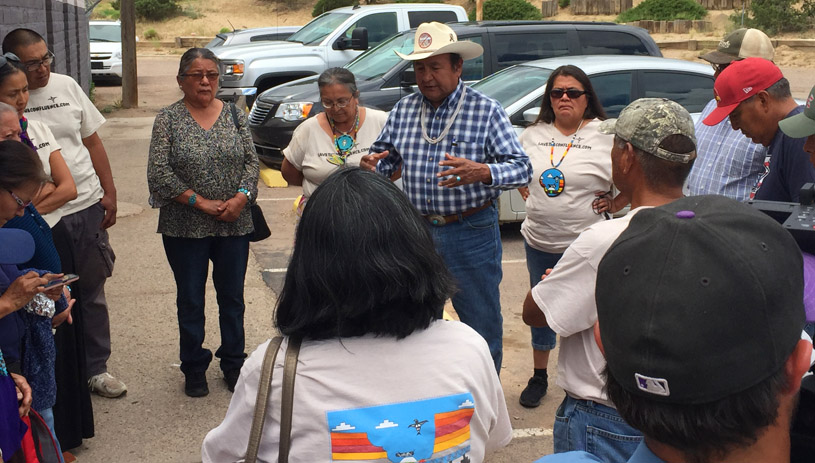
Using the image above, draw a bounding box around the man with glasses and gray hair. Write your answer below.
[2,29,125,399]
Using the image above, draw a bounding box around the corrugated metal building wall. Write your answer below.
[0,0,90,93]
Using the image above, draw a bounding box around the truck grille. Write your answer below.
[249,100,276,125]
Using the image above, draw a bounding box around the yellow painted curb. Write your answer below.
[259,162,288,188]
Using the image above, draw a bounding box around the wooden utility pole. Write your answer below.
[121,0,138,108]
[476,0,484,20]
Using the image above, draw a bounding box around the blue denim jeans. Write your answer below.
[163,235,250,375]
[554,395,642,463]
[430,204,503,373]
[37,407,65,463]
[524,242,559,351]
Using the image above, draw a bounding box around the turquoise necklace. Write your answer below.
[328,110,360,165]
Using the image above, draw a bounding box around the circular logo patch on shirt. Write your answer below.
[418,33,433,49]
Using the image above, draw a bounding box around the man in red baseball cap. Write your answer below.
[702,57,815,202]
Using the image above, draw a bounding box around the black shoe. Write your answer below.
[224,369,241,392]
[184,372,209,397]
[519,375,548,408]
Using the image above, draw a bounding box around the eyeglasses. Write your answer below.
[181,72,220,81]
[321,98,352,109]
[6,189,31,209]
[21,51,54,72]
[550,88,587,99]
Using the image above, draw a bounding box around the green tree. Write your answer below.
[733,0,814,35]
[468,0,543,21]
[616,0,706,22]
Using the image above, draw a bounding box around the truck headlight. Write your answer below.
[275,102,313,122]
[222,60,244,78]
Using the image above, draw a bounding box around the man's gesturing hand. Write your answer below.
[437,153,491,188]
[359,151,389,172]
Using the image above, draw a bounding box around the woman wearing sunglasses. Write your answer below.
[515,65,627,409]
[281,67,387,218]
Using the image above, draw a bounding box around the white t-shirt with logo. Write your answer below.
[25,73,106,217]
[520,119,614,253]
[284,109,388,198]
[202,320,512,463]
[532,207,650,405]
[27,120,63,226]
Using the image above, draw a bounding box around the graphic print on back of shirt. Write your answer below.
[327,392,475,462]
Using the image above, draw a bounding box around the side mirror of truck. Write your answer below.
[350,27,369,50]
[401,69,415,87]
[334,27,369,51]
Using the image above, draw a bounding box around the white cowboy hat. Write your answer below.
[395,22,483,61]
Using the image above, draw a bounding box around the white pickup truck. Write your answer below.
[215,3,467,105]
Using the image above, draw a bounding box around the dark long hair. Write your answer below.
[535,65,607,124]
[177,47,219,77]
[275,168,455,340]
[0,140,46,190]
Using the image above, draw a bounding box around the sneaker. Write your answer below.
[224,369,240,392]
[88,372,127,398]
[185,371,209,398]
[519,375,548,408]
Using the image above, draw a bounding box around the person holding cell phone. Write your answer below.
[514,65,624,409]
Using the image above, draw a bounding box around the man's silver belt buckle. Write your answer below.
[427,214,446,226]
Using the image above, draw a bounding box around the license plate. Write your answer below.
[91,62,103,69]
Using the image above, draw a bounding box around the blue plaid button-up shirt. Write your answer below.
[372,81,532,216]
[686,99,768,201]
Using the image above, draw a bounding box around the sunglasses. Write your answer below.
[7,189,31,209]
[181,72,220,82]
[550,88,587,99]
[711,62,730,74]
[0,53,20,71]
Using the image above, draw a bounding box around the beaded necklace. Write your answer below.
[328,110,360,166]
[540,119,586,198]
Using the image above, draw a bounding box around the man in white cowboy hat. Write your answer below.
[360,21,532,373]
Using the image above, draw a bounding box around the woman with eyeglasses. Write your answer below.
[148,47,259,398]
[515,65,625,410]
[281,67,387,217]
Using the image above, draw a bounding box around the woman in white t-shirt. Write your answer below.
[281,68,387,216]
[516,65,628,409]
[202,169,511,463]
[0,59,75,227]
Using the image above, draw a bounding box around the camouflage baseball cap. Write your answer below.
[599,98,697,163]
[779,84,815,138]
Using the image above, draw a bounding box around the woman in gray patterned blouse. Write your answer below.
[147,48,259,398]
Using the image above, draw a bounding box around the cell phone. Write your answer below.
[43,274,79,289]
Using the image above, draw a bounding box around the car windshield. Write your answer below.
[346,31,414,81]
[286,12,352,45]
[471,65,552,108]
[205,35,226,49]
[89,24,121,42]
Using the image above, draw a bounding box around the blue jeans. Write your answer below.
[430,204,503,373]
[37,407,65,463]
[554,395,642,463]
[524,242,559,351]
[163,235,250,375]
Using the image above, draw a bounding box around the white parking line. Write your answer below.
[257,197,300,202]
[512,427,553,438]
[262,268,289,273]
[502,259,526,264]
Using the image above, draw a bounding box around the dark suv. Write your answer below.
[248,21,661,167]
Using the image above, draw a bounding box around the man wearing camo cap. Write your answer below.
[686,28,774,200]
[523,98,697,463]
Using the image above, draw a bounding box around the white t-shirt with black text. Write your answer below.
[520,119,614,253]
[27,120,63,226]
[25,73,106,217]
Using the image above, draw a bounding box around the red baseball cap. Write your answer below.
[702,57,783,126]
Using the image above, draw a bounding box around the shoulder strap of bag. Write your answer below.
[230,102,240,130]
[279,336,302,463]
[245,336,284,463]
